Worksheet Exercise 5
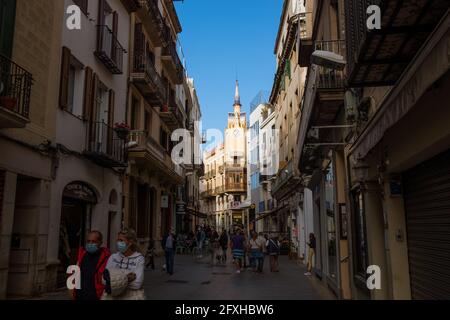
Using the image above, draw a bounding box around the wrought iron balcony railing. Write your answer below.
[314,40,346,89]
[138,0,170,46]
[133,52,166,104]
[95,25,125,74]
[0,54,32,121]
[85,121,127,167]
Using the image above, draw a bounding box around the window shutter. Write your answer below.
[87,73,99,143]
[134,23,145,71]
[59,46,71,109]
[111,11,118,60]
[83,66,93,120]
[107,89,115,154]
[97,0,106,51]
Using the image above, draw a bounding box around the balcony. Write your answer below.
[161,41,183,84]
[120,0,141,12]
[225,164,247,173]
[345,0,449,87]
[215,185,225,195]
[201,189,215,199]
[137,0,170,47]
[84,121,127,168]
[160,97,184,131]
[271,160,301,199]
[0,55,32,129]
[128,130,183,184]
[94,25,125,75]
[132,52,166,107]
[225,182,246,193]
[259,174,275,185]
[297,12,314,67]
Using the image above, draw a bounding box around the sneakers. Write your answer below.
[304,272,312,276]
[236,270,241,274]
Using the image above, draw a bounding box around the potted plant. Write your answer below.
[114,122,130,140]
[0,96,18,111]
[161,104,169,112]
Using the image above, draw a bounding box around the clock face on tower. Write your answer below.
[233,129,241,138]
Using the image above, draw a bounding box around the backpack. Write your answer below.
[267,239,280,255]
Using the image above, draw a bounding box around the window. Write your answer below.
[144,110,151,133]
[352,187,368,284]
[0,0,16,58]
[130,97,139,130]
[160,127,168,150]
[59,47,85,115]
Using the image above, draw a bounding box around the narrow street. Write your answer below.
[30,253,333,301]
[144,254,333,300]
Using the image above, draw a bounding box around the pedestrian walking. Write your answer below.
[196,227,206,258]
[230,229,246,273]
[259,232,267,272]
[266,234,280,272]
[72,230,110,300]
[102,229,145,300]
[249,232,265,273]
[219,229,229,263]
[145,238,155,270]
[209,227,220,265]
[162,228,177,275]
[304,233,316,276]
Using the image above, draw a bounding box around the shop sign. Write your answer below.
[63,182,97,203]
[161,195,169,208]
[176,203,186,215]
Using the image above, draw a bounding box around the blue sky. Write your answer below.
[174,0,283,143]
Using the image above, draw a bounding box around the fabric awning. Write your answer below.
[254,204,289,221]
[186,207,207,219]
[350,13,450,159]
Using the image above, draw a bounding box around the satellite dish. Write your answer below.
[311,50,346,70]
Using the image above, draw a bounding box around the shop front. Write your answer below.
[57,181,97,288]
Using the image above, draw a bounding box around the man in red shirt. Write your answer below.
[73,231,110,300]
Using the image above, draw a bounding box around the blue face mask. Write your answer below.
[86,243,99,254]
[117,241,129,253]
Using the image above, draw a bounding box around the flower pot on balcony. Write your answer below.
[114,128,129,140]
[161,104,169,112]
[0,96,18,111]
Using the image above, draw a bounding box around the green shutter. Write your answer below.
[0,0,16,58]
[285,60,291,79]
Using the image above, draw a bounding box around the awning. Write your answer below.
[186,207,207,219]
[254,204,289,221]
[350,13,450,159]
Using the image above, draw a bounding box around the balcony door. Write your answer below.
[0,0,16,58]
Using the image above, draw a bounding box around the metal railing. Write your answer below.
[225,182,246,192]
[0,54,32,118]
[133,52,166,101]
[161,41,183,81]
[345,0,379,81]
[138,0,170,44]
[86,121,127,166]
[314,40,346,89]
[95,25,124,74]
[271,159,295,194]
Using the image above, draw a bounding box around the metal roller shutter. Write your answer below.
[403,149,450,299]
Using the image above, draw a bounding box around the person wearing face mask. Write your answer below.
[102,228,145,300]
[73,230,110,300]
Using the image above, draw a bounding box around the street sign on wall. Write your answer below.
[161,195,169,208]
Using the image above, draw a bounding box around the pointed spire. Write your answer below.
[234,80,241,106]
